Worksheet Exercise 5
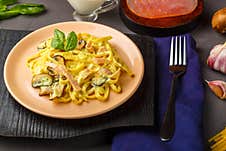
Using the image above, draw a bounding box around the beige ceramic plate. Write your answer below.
[4,22,144,119]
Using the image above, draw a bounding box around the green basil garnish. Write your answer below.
[64,31,77,51]
[51,29,78,51]
[51,29,65,50]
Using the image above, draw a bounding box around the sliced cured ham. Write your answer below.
[127,0,198,18]
[207,42,226,74]
[46,62,81,91]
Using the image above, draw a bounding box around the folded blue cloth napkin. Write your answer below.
[112,34,204,151]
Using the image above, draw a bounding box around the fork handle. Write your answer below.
[160,74,178,141]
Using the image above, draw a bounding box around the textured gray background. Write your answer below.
[0,0,226,150]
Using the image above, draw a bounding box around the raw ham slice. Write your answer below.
[127,0,198,18]
[207,42,226,74]
[206,80,226,99]
[46,62,81,91]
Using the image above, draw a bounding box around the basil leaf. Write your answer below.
[51,39,64,50]
[51,29,65,50]
[0,10,19,20]
[9,3,45,15]
[54,29,65,42]
[0,5,7,12]
[64,31,77,51]
[0,0,17,6]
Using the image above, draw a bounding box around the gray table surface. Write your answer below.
[0,0,226,150]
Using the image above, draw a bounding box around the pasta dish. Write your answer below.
[26,29,134,104]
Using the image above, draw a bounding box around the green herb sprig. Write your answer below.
[0,0,17,6]
[0,0,46,20]
[10,4,45,15]
[0,5,7,11]
[51,29,78,51]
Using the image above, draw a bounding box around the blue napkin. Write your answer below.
[112,34,204,151]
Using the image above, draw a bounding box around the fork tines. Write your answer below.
[169,36,186,66]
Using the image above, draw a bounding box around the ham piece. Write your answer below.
[46,62,81,91]
[127,0,198,18]
[207,42,226,74]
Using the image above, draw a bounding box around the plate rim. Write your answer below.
[3,21,144,119]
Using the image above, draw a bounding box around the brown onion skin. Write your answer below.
[212,8,226,34]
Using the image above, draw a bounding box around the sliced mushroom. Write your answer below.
[32,74,53,88]
[53,55,65,65]
[49,83,65,99]
[47,66,57,76]
[92,77,108,86]
[39,86,52,96]
[37,41,47,50]
[77,39,86,50]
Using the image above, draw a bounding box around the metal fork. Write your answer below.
[160,35,187,141]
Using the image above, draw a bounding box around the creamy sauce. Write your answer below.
[68,0,105,14]
[127,0,198,18]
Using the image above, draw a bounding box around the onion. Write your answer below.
[212,8,226,34]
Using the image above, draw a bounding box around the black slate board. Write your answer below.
[0,29,154,139]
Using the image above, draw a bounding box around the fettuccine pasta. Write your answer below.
[26,32,134,104]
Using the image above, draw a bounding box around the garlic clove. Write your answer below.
[206,80,225,99]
